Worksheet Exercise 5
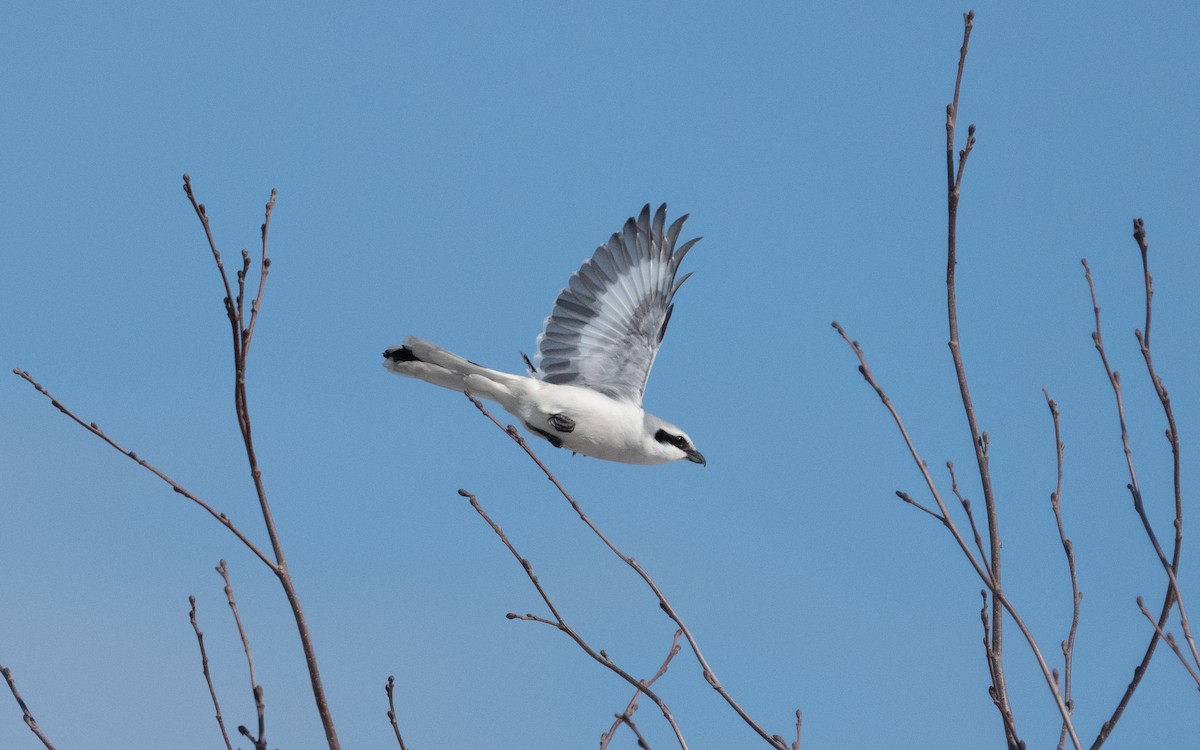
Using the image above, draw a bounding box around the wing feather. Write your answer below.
[534,204,700,404]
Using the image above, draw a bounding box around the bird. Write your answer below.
[383,203,705,466]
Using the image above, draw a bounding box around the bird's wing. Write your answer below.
[534,204,699,405]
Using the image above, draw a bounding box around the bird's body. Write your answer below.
[384,204,705,466]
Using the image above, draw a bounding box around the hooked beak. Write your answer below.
[685,448,706,466]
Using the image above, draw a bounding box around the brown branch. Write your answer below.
[833,322,1081,749]
[1043,390,1081,750]
[189,595,235,750]
[1082,254,1186,748]
[181,175,340,750]
[385,676,411,750]
[216,560,266,750]
[1136,597,1200,688]
[600,629,683,750]
[949,461,989,566]
[943,12,1014,746]
[617,713,652,750]
[465,395,786,749]
[979,591,1020,745]
[790,709,802,750]
[1,664,56,750]
[458,488,689,750]
[12,368,276,570]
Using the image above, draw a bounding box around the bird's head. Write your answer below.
[644,415,705,466]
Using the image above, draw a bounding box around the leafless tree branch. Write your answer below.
[1136,597,1200,689]
[1,665,56,750]
[216,560,266,750]
[188,595,235,750]
[458,488,689,750]
[1042,390,1081,750]
[600,629,683,750]
[385,675,411,750]
[465,394,789,749]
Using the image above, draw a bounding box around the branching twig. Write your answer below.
[385,676,411,750]
[600,630,683,750]
[1,665,56,750]
[458,488,689,750]
[11,369,275,570]
[832,322,1081,749]
[465,394,787,749]
[1043,390,1081,750]
[1082,248,1190,747]
[217,560,266,750]
[1136,597,1200,688]
[189,596,235,750]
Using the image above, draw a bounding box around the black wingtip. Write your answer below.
[383,345,420,363]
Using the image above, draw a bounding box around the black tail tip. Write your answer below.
[384,346,420,363]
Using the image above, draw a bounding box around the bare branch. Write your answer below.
[458,488,690,750]
[1043,390,1081,750]
[600,630,683,750]
[189,596,235,750]
[1,664,56,750]
[216,560,266,750]
[385,676,411,750]
[833,322,1081,749]
[791,709,802,750]
[1136,597,1200,689]
[12,368,276,570]
[1082,246,1188,748]
[465,394,786,749]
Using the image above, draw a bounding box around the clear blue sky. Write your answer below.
[4,3,1199,748]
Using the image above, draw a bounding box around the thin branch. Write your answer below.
[948,461,990,566]
[189,595,235,750]
[600,629,683,750]
[791,709,802,750]
[465,394,786,749]
[1043,390,1080,750]
[979,591,1020,745]
[217,560,266,750]
[944,12,1014,747]
[1082,254,1186,748]
[1,665,56,750]
[181,176,340,750]
[832,322,1081,750]
[617,712,652,750]
[385,676,411,750]
[458,488,689,750]
[1136,597,1200,688]
[12,368,276,570]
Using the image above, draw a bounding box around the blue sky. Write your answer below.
[4,2,1199,748]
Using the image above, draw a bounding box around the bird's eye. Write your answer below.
[675,435,688,448]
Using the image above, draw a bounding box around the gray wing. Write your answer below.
[534,204,700,405]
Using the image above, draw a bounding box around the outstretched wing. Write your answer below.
[534,204,700,405]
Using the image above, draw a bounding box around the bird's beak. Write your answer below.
[685,448,706,466]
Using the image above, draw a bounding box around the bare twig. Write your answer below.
[189,596,235,750]
[216,560,266,750]
[1,665,56,750]
[12,369,276,570]
[948,461,989,566]
[600,629,683,750]
[465,395,786,749]
[617,712,652,749]
[1082,249,1188,748]
[1043,390,1081,750]
[1136,597,1200,688]
[943,12,1015,746]
[385,676,411,750]
[832,322,1081,749]
[978,591,1020,745]
[181,175,339,750]
[458,488,689,750]
[791,709,802,750]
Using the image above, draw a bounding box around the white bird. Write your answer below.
[383,204,705,466]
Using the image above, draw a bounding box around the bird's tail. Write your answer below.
[382,336,523,407]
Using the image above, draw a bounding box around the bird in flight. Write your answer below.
[383,204,704,466]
